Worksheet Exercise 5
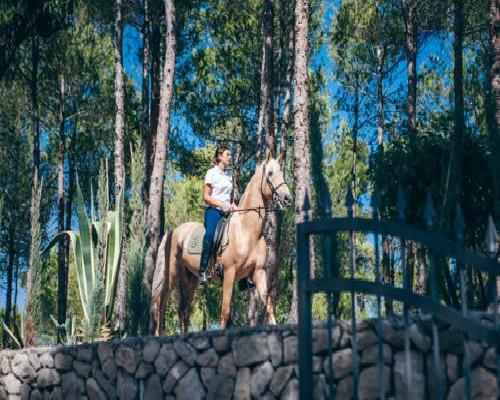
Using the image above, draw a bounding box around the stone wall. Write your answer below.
[0,316,498,399]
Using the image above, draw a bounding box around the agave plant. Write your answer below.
[44,176,123,340]
[50,314,77,345]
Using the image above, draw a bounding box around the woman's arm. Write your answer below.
[203,184,232,212]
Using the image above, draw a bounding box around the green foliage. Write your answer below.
[325,121,369,216]
[164,165,205,232]
[162,163,208,332]
[126,142,148,336]
[37,251,58,335]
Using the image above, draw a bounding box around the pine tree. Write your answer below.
[288,0,313,324]
[145,0,177,333]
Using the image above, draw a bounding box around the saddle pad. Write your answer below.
[187,225,206,254]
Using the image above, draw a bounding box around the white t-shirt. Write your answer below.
[204,166,233,206]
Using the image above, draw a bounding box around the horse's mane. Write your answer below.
[237,159,279,205]
[237,162,264,205]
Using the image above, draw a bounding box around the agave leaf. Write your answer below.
[41,231,70,256]
[48,230,90,323]
[75,177,96,311]
[104,190,123,319]
[92,220,108,244]
[50,314,61,327]
[2,321,22,348]
[90,182,95,223]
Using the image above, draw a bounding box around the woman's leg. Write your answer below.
[199,207,223,282]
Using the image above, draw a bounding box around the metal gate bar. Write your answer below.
[297,209,500,399]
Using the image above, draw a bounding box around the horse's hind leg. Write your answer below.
[253,268,277,325]
[151,232,175,336]
[152,232,183,336]
[176,261,198,334]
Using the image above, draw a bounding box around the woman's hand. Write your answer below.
[222,203,233,213]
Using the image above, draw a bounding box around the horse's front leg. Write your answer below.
[253,268,277,325]
[220,268,236,329]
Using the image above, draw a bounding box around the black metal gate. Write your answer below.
[297,190,500,399]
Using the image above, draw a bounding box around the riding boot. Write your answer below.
[199,237,212,283]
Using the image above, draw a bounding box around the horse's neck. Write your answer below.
[238,171,268,236]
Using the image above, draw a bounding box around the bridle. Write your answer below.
[225,162,288,217]
[267,176,288,205]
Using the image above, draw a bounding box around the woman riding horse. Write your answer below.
[150,149,292,334]
[199,145,239,283]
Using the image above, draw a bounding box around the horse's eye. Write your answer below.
[268,170,273,177]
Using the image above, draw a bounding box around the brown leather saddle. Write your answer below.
[187,214,231,280]
[186,214,254,289]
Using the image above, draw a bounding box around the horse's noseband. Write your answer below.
[266,177,288,206]
[261,163,289,209]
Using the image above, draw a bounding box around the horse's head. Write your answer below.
[261,153,293,210]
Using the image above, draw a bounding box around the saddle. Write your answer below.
[187,214,231,279]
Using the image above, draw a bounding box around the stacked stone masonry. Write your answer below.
[0,315,498,399]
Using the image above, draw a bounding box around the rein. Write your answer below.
[202,161,287,216]
[226,205,281,213]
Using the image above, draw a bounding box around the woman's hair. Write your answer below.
[212,144,230,165]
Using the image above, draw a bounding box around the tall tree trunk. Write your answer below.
[31,34,40,184]
[114,0,125,196]
[24,33,40,346]
[24,174,42,347]
[437,0,465,309]
[279,27,294,171]
[141,0,151,187]
[349,83,360,316]
[114,0,128,331]
[149,17,161,186]
[352,84,359,203]
[57,73,67,328]
[264,0,275,154]
[66,118,77,234]
[489,0,500,222]
[376,27,394,314]
[2,235,15,347]
[376,44,384,149]
[256,1,275,161]
[232,131,242,201]
[65,118,76,291]
[382,236,393,314]
[249,0,276,326]
[404,0,421,299]
[256,39,266,162]
[442,0,465,222]
[145,0,176,334]
[271,20,294,311]
[13,260,19,321]
[288,0,312,324]
[406,241,416,290]
[405,0,417,149]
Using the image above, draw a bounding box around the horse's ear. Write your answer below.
[277,152,284,167]
[265,148,274,162]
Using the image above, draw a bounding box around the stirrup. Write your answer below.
[199,271,210,284]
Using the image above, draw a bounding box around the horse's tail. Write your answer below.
[151,231,173,335]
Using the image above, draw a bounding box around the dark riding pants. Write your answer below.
[199,207,225,274]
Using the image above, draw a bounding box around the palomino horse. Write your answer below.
[150,154,292,334]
